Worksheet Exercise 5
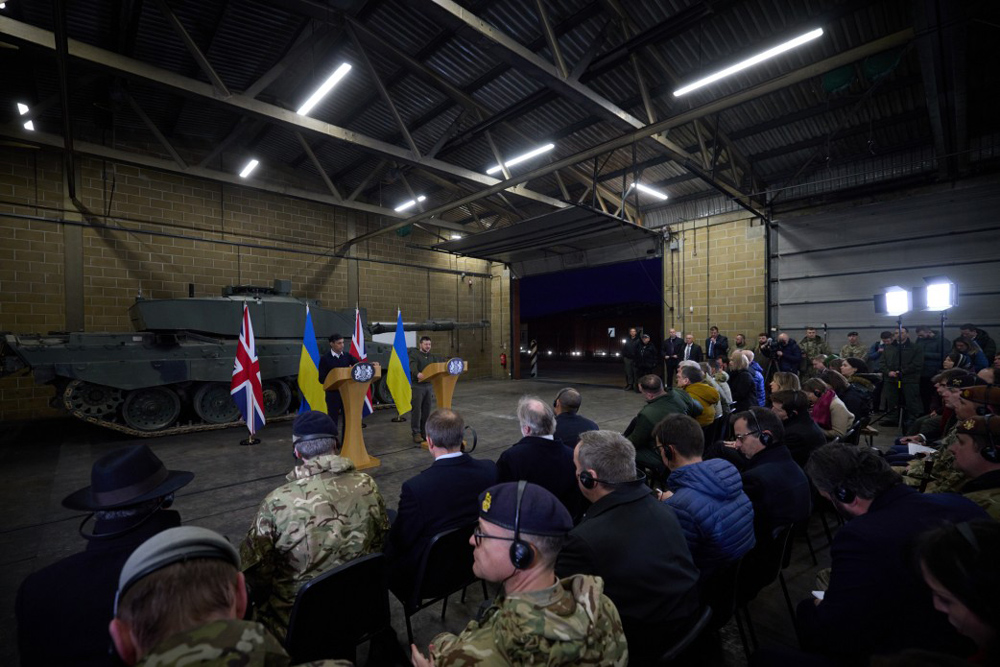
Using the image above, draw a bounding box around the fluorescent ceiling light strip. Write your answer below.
[450,234,463,240]
[297,63,352,116]
[486,143,555,175]
[239,159,259,178]
[394,195,426,212]
[674,28,823,97]
[630,182,669,200]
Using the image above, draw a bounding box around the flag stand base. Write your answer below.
[240,437,261,446]
[391,416,406,423]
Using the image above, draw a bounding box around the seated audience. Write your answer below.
[797,444,987,662]
[653,414,755,577]
[727,351,756,413]
[802,378,855,440]
[713,366,734,413]
[413,482,629,666]
[978,365,996,385]
[770,389,827,468]
[497,396,580,516]
[761,332,803,375]
[943,349,974,372]
[624,374,701,475]
[696,361,726,422]
[16,445,193,667]
[109,526,351,666]
[959,322,995,364]
[676,364,721,429]
[553,387,599,449]
[955,337,989,372]
[947,416,1000,519]
[820,368,872,423]
[240,410,390,640]
[386,408,497,597]
[556,431,699,663]
[915,520,1000,665]
[769,371,801,395]
[737,349,767,407]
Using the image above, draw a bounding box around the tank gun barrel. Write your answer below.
[367,319,490,335]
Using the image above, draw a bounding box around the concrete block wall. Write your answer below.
[0,147,504,420]
[662,210,767,349]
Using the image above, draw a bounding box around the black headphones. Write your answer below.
[509,480,534,570]
[748,409,773,448]
[578,469,648,489]
[833,483,856,504]
[980,414,999,464]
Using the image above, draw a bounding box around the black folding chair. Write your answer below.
[285,553,390,664]
[393,523,489,645]
[736,524,796,651]
[657,606,714,664]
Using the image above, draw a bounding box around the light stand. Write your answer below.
[874,286,912,434]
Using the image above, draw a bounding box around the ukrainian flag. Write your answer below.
[297,304,327,413]
[387,309,412,416]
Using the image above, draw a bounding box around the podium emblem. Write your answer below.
[352,362,375,383]
[448,358,464,375]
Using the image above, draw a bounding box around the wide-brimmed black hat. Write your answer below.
[62,445,194,511]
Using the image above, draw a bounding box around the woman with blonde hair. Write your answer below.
[769,371,801,396]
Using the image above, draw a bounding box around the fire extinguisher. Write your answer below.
[500,352,507,369]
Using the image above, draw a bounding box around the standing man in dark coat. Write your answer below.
[681,333,704,363]
[705,326,730,370]
[881,326,924,429]
[386,408,497,597]
[553,387,599,449]
[634,333,659,386]
[762,332,803,375]
[557,430,699,664]
[622,327,640,391]
[496,396,581,516]
[916,325,950,413]
[317,332,358,440]
[16,445,193,667]
[960,323,996,360]
[798,444,987,662]
[662,328,685,387]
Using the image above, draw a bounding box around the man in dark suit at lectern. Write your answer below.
[317,333,357,440]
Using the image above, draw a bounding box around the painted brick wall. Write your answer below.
[0,147,504,421]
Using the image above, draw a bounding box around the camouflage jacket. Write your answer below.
[899,427,967,493]
[799,337,831,376]
[240,454,390,640]
[430,574,628,666]
[963,487,1000,520]
[135,619,352,666]
[840,343,867,360]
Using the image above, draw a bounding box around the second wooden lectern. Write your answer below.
[418,357,467,448]
[324,362,380,470]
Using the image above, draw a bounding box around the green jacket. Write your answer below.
[626,391,701,455]
[880,339,924,383]
[800,336,832,376]
[240,455,390,640]
[136,619,352,666]
[840,343,867,360]
[431,574,628,666]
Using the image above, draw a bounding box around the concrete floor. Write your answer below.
[1,375,881,665]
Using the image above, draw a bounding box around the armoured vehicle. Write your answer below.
[1,280,487,437]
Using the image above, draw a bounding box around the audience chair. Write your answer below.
[736,524,796,651]
[285,553,390,664]
[657,606,713,665]
[393,523,489,645]
[700,557,752,661]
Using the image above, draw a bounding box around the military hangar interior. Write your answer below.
[1,0,998,664]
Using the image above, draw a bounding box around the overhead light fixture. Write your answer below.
[239,159,259,178]
[296,63,352,116]
[450,233,463,240]
[674,28,824,97]
[394,195,426,212]
[486,143,555,175]
[629,182,669,200]
[16,102,34,131]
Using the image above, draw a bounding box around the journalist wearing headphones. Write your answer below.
[948,414,1000,519]
[410,480,628,667]
[794,443,988,664]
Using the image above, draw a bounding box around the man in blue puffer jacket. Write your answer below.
[653,414,756,577]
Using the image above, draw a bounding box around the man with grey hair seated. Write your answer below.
[556,430,699,663]
[497,395,581,517]
[553,387,599,449]
[240,410,390,641]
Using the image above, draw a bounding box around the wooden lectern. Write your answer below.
[323,363,380,470]
[417,358,467,448]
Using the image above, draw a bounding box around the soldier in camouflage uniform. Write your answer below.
[839,331,867,361]
[240,411,389,641]
[411,482,628,667]
[799,327,832,379]
[111,526,352,667]
[947,415,1000,519]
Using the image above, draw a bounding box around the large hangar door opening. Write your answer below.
[519,258,663,386]
[770,180,1000,348]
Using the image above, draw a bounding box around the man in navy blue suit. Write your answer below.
[798,444,987,662]
[317,333,357,440]
[552,387,598,449]
[386,408,497,597]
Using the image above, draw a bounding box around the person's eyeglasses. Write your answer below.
[734,431,759,442]
[473,529,516,547]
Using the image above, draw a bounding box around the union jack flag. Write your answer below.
[231,303,266,435]
[350,308,374,417]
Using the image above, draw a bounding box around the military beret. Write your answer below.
[961,384,1000,408]
[478,482,572,537]
[957,416,1000,436]
[116,527,239,609]
[292,410,337,442]
[949,375,987,390]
